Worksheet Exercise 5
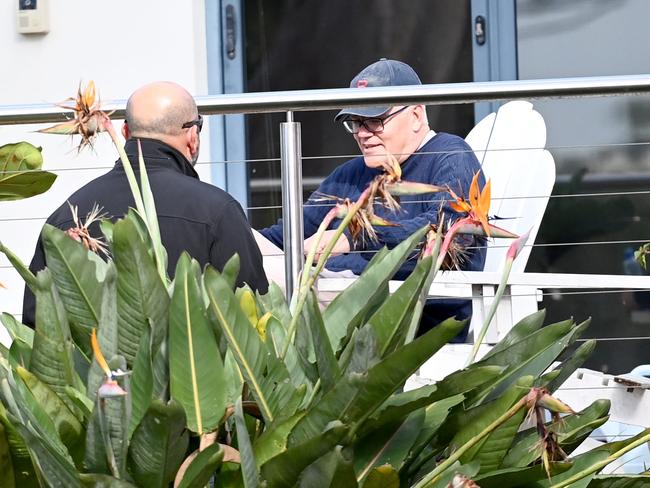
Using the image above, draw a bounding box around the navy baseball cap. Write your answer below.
[335,58,422,121]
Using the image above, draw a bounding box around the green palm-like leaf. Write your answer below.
[362,465,400,488]
[0,142,55,201]
[1,312,34,346]
[587,475,650,487]
[234,397,260,488]
[87,265,118,401]
[136,141,168,281]
[482,309,547,360]
[322,227,428,354]
[362,365,502,437]
[169,254,226,434]
[473,463,573,488]
[298,446,358,487]
[0,141,43,171]
[84,357,129,478]
[204,267,274,423]
[222,254,240,290]
[471,319,582,403]
[450,376,533,471]
[15,367,84,464]
[266,316,312,391]
[367,256,433,357]
[401,395,466,476]
[0,421,15,488]
[289,317,465,446]
[1,370,72,465]
[253,413,303,467]
[544,339,596,393]
[261,420,348,488]
[41,224,107,355]
[128,325,154,439]
[112,217,169,365]
[127,399,189,488]
[29,269,81,398]
[176,443,224,488]
[9,419,82,488]
[0,402,38,487]
[355,409,424,481]
[258,282,292,327]
[304,291,339,392]
[78,474,138,487]
[501,399,611,468]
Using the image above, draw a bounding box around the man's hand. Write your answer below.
[304,230,350,262]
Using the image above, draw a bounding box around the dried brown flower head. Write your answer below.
[39,80,111,152]
[64,202,109,256]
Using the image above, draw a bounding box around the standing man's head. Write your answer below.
[123,81,202,165]
[335,59,430,169]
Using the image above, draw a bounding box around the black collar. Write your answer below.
[119,138,199,179]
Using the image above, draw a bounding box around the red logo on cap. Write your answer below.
[357,79,368,88]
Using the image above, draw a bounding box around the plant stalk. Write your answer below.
[413,395,527,488]
[465,258,514,366]
[102,119,147,218]
[280,189,369,359]
[549,429,650,488]
[97,397,121,479]
[403,227,443,346]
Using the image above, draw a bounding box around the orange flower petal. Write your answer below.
[91,328,112,378]
[479,179,491,216]
[469,172,481,208]
[83,80,97,109]
[450,201,469,213]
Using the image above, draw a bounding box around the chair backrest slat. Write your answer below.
[465,101,556,273]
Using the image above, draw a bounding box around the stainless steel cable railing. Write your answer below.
[2,73,650,296]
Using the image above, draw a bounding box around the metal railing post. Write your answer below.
[280,111,304,300]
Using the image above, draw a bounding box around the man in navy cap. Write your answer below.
[261,59,485,339]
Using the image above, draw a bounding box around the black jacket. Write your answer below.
[23,138,268,326]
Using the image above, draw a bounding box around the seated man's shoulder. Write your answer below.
[431,132,471,149]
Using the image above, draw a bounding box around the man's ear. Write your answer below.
[412,105,426,131]
[121,122,130,140]
[188,127,200,156]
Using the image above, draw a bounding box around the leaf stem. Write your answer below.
[97,397,121,479]
[102,118,146,218]
[280,189,368,360]
[549,429,650,488]
[413,395,527,488]
[466,258,514,366]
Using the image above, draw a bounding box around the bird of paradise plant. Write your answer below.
[39,80,167,281]
[284,154,445,358]
[39,81,111,152]
[437,172,518,271]
[413,386,575,487]
[4,81,650,488]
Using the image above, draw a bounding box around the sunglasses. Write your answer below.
[182,114,203,133]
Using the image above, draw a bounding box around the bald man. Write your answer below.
[23,81,268,327]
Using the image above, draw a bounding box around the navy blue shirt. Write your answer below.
[261,132,486,280]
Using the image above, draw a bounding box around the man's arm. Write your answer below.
[259,164,355,249]
[356,150,484,251]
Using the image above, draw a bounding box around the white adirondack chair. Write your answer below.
[315,100,558,343]
[408,101,556,383]
[467,100,555,274]
[462,100,555,342]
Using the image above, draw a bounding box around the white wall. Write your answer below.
[0,0,212,341]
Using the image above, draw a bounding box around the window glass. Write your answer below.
[517,0,650,373]
[244,0,474,228]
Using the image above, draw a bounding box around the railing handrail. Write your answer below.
[2,74,650,125]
